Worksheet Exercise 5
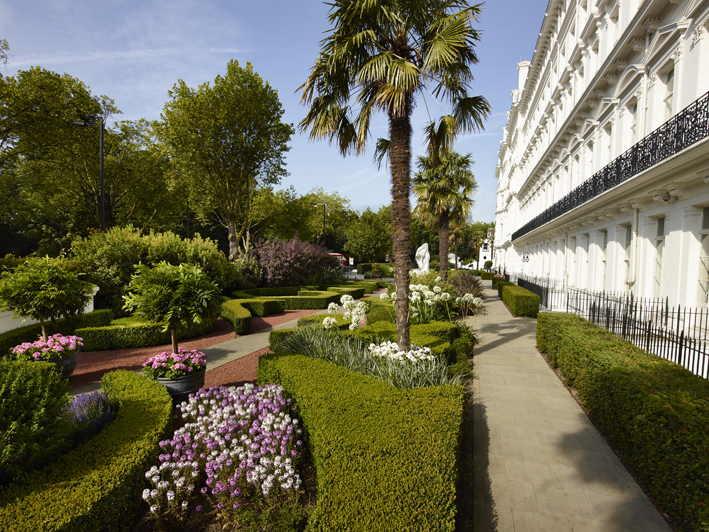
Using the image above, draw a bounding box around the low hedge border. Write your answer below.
[297,314,351,330]
[537,313,709,532]
[76,316,216,351]
[480,271,494,281]
[500,284,539,317]
[320,286,366,299]
[257,352,464,530]
[221,300,252,335]
[0,310,114,358]
[233,288,340,310]
[494,280,514,296]
[0,370,173,532]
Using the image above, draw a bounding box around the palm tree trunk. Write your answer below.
[389,96,413,352]
[439,210,450,283]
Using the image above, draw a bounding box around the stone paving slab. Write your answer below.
[471,286,671,532]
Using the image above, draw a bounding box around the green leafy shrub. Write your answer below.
[500,284,539,317]
[357,263,393,276]
[0,309,113,358]
[0,370,172,532]
[220,299,252,335]
[0,256,94,341]
[480,271,493,280]
[0,360,73,486]
[76,316,216,351]
[257,353,464,530]
[0,254,24,273]
[484,260,492,269]
[123,262,224,353]
[68,226,235,316]
[536,313,709,532]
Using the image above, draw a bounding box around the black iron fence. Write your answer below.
[512,276,709,379]
[512,91,709,241]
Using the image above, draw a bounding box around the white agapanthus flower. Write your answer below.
[322,317,338,329]
[327,302,339,313]
[379,292,389,300]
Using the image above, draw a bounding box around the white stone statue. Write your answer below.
[414,243,430,273]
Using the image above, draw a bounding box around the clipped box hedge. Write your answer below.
[257,352,464,531]
[321,286,366,299]
[0,370,173,532]
[77,316,216,351]
[480,271,494,280]
[537,313,709,532]
[220,299,252,335]
[500,284,540,317]
[0,310,113,358]
[494,280,514,296]
[234,288,340,310]
[235,298,285,317]
[297,314,351,330]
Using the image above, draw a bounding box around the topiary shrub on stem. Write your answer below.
[0,256,93,342]
[123,262,224,353]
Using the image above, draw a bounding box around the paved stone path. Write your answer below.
[472,286,672,532]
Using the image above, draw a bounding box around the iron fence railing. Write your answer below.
[512,91,709,242]
[510,274,709,379]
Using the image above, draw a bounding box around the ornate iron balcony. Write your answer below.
[511,91,709,242]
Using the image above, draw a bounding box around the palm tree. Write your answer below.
[413,151,476,283]
[298,0,489,350]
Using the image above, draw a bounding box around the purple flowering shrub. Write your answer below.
[141,348,207,379]
[142,383,304,526]
[12,334,83,361]
[252,237,334,287]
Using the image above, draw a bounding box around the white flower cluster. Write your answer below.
[408,284,451,305]
[329,294,369,330]
[455,293,483,307]
[322,317,338,329]
[368,340,435,363]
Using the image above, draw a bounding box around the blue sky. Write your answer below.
[0,0,544,222]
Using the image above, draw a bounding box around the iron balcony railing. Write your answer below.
[512,91,709,242]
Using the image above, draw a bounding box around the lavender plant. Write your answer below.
[67,389,118,445]
[142,383,304,528]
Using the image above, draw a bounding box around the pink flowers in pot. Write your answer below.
[141,348,207,380]
[12,334,83,361]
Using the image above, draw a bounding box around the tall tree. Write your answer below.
[157,60,294,260]
[344,206,393,262]
[299,0,489,350]
[413,150,476,282]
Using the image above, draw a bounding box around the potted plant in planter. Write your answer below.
[0,256,93,377]
[123,262,223,399]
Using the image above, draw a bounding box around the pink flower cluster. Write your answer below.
[12,334,83,361]
[141,348,207,380]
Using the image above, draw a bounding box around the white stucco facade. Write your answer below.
[495,0,709,307]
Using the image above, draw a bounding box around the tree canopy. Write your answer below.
[344,206,393,262]
[157,60,294,260]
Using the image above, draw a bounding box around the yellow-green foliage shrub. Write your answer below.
[537,313,709,532]
[220,300,252,335]
[0,371,173,532]
[258,353,464,531]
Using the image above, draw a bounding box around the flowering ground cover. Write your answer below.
[141,383,308,529]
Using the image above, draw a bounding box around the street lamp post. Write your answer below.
[310,202,327,249]
[72,114,105,231]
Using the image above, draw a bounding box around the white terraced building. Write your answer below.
[494,0,709,308]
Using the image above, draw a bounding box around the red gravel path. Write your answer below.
[69,309,322,391]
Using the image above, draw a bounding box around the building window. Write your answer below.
[624,224,633,287]
[654,217,665,297]
[664,68,675,121]
[699,207,709,306]
[628,100,638,145]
